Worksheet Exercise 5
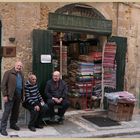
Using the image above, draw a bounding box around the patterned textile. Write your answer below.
[68,54,102,99]
[105,91,136,104]
[79,55,94,62]
[103,42,117,90]
[89,52,102,61]
[76,83,93,95]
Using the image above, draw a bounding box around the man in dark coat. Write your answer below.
[0,61,24,136]
[45,71,70,124]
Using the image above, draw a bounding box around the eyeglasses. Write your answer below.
[53,75,59,77]
[32,78,37,81]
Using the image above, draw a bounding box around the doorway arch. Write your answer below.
[55,3,105,19]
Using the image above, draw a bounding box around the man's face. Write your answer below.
[15,61,23,72]
[53,74,60,82]
[29,75,37,85]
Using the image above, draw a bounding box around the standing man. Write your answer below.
[0,61,24,136]
[45,71,70,124]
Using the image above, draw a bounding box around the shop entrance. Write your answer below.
[32,29,127,110]
[52,31,106,110]
[32,3,127,110]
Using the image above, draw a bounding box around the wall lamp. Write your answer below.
[9,37,15,43]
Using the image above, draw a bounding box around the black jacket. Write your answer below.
[45,79,68,99]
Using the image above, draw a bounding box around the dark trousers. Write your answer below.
[26,104,48,127]
[47,99,70,118]
[0,95,21,130]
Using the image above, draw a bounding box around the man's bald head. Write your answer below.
[15,61,23,72]
[52,71,60,82]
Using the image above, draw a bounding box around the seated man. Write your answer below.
[24,73,49,131]
[45,71,70,124]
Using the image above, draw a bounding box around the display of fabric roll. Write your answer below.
[77,62,94,82]
[89,52,102,61]
[93,58,102,98]
[68,53,102,99]
[79,55,93,62]
[103,42,117,90]
[76,82,93,95]
[68,61,94,96]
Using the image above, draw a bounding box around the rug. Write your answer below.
[82,115,121,127]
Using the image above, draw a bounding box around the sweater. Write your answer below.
[25,80,43,106]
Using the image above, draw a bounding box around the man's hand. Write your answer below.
[41,101,45,106]
[52,97,60,103]
[52,97,63,103]
[34,105,40,111]
[21,96,25,102]
[3,96,8,103]
[58,98,63,103]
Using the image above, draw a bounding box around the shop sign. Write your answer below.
[40,54,51,63]
[0,46,16,57]
[48,13,112,35]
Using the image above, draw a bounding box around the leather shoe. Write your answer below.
[28,126,36,132]
[50,117,59,123]
[10,125,20,131]
[0,129,8,136]
[35,125,44,129]
[58,119,64,124]
[58,117,64,124]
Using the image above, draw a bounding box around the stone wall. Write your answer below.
[127,3,140,107]
[0,3,41,80]
[117,3,137,96]
[116,3,140,103]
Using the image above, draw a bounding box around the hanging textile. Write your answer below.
[103,42,117,92]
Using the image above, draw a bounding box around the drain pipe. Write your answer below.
[100,40,107,110]
[59,32,63,79]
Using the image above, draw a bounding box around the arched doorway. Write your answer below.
[49,3,111,109]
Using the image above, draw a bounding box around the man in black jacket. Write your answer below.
[45,71,70,124]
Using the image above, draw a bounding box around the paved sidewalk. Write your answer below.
[0,109,140,138]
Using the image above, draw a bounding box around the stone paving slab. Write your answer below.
[3,126,60,138]
[53,120,89,134]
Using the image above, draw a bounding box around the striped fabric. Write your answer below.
[103,42,117,89]
[25,80,43,106]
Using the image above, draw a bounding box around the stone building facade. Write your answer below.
[0,2,140,109]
